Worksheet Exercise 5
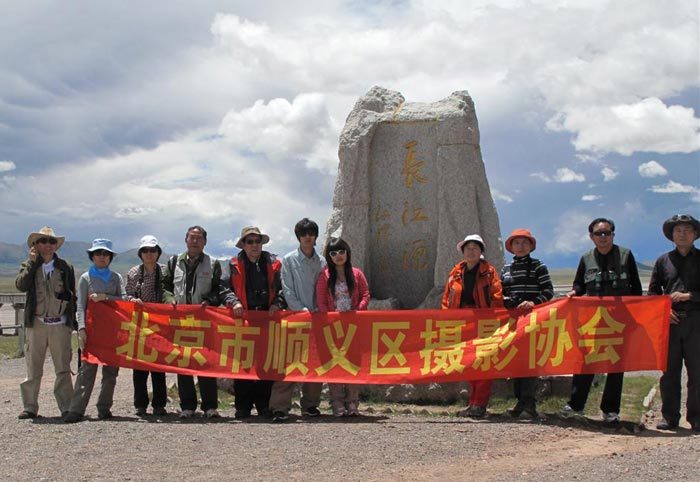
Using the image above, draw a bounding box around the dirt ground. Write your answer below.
[1,355,697,482]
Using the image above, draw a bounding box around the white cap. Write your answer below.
[139,235,159,250]
[457,234,485,253]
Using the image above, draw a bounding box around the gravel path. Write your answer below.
[1,355,697,481]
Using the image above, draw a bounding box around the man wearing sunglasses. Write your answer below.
[269,218,325,423]
[222,226,286,419]
[648,214,700,432]
[15,226,76,419]
[564,217,642,423]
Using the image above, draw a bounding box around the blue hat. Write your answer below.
[86,238,117,254]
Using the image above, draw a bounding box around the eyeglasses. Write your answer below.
[92,250,111,256]
[36,238,58,245]
[592,231,613,237]
[140,247,159,254]
[244,238,262,245]
[329,249,346,257]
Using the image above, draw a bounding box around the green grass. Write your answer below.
[167,382,235,411]
[0,335,22,358]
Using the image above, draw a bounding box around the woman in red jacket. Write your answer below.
[441,234,503,419]
[316,237,370,416]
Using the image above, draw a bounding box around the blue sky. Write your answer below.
[0,0,698,267]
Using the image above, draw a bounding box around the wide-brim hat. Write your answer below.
[662,214,700,241]
[457,234,485,253]
[86,238,117,254]
[505,228,537,254]
[235,226,270,249]
[26,226,65,249]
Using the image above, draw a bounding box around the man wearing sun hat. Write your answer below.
[648,214,700,432]
[500,228,554,419]
[222,226,286,419]
[15,226,77,419]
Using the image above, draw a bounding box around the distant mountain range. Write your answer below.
[0,241,174,278]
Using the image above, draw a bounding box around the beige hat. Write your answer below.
[235,226,270,249]
[26,226,65,249]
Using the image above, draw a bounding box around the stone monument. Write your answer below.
[326,86,503,309]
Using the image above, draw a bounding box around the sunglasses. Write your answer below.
[92,250,112,257]
[140,247,159,254]
[329,249,346,257]
[670,214,694,222]
[592,230,613,237]
[244,238,262,245]
[36,237,58,245]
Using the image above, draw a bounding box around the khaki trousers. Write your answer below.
[69,362,119,416]
[269,381,323,415]
[20,318,73,415]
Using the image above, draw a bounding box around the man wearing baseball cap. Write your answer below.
[15,227,76,419]
[500,228,554,419]
[648,214,700,432]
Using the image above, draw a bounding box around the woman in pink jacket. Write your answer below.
[316,237,370,416]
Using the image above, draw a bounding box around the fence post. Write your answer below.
[14,303,24,356]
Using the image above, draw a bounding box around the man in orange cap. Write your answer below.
[500,228,553,418]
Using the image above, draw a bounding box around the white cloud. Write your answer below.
[531,167,585,183]
[547,98,700,155]
[649,180,700,203]
[221,239,237,249]
[601,167,618,181]
[491,189,513,203]
[549,211,592,254]
[638,160,669,178]
[581,194,602,201]
[0,161,16,172]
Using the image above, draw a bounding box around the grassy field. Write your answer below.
[0,278,18,292]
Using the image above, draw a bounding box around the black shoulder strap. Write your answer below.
[169,255,178,276]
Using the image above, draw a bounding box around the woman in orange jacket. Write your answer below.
[441,234,503,418]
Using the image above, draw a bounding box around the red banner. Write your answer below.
[83,296,671,383]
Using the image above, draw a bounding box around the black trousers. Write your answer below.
[568,372,624,413]
[660,313,700,427]
[133,369,167,409]
[177,374,218,411]
[513,377,537,406]
[234,379,273,414]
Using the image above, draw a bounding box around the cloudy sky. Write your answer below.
[1,0,698,267]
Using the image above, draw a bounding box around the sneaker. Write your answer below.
[63,412,84,423]
[97,410,113,420]
[179,409,195,419]
[302,406,321,417]
[561,404,582,417]
[603,412,620,423]
[205,408,221,419]
[135,407,148,417]
[656,419,679,430]
[18,411,37,420]
[272,411,289,423]
[152,407,168,416]
[467,405,487,419]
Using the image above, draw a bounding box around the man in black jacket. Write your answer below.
[648,214,700,432]
[15,226,76,419]
[564,217,642,423]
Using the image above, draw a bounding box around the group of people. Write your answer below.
[14,213,699,432]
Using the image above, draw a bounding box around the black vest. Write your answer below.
[582,246,631,296]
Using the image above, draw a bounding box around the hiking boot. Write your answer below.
[656,419,678,430]
[18,411,37,420]
[205,408,221,419]
[97,410,113,420]
[302,406,321,417]
[152,407,168,416]
[272,411,289,423]
[603,412,620,423]
[63,412,84,423]
[135,407,148,417]
[179,409,195,419]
